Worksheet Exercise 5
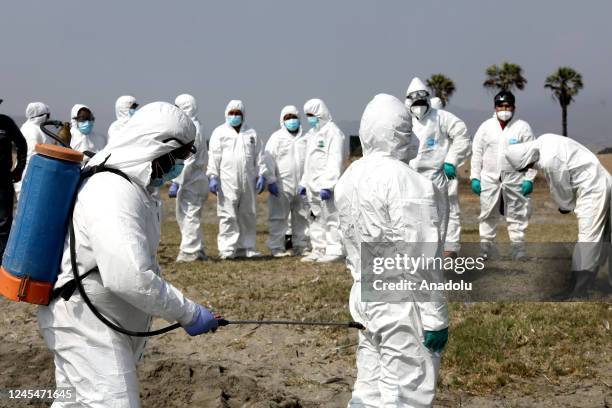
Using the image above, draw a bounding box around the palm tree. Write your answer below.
[544,67,584,137]
[426,74,455,107]
[483,62,528,92]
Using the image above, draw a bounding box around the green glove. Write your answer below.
[443,163,456,180]
[423,328,448,353]
[471,179,481,196]
[521,180,533,196]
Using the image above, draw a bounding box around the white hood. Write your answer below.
[224,99,245,119]
[359,94,415,160]
[279,105,301,135]
[175,94,198,120]
[85,102,196,187]
[406,77,428,96]
[25,102,49,125]
[506,140,541,171]
[115,95,137,121]
[70,104,90,128]
[304,98,332,128]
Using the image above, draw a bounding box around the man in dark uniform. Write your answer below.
[0,99,27,258]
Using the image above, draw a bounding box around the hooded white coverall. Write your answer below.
[206,100,267,257]
[37,102,199,408]
[405,78,470,244]
[264,105,309,252]
[174,94,209,259]
[506,134,612,273]
[15,102,51,197]
[107,95,137,145]
[470,115,536,248]
[300,99,345,257]
[335,94,448,407]
[69,104,106,156]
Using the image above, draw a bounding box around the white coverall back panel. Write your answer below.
[15,102,51,197]
[107,95,137,146]
[335,94,448,407]
[506,133,612,272]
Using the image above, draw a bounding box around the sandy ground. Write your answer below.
[1,156,611,407]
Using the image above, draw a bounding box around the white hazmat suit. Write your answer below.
[335,94,448,407]
[300,99,345,260]
[405,77,470,244]
[506,134,611,287]
[264,105,309,254]
[38,102,200,407]
[69,104,106,156]
[470,114,536,254]
[206,100,267,258]
[174,94,209,261]
[107,95,137,145]
[15,102,51,197]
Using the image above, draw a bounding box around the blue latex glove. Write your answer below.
[443,163,456,180]
[209,177,219,195]
[183,305,219,336]
[297,185,306,196]
[168,182,179,198]
[521,180,533,196]
[256,176,266,194]
[423,327,448,353]
[471,179,481,196]
[320,189,332,200]
[268,182,279,197]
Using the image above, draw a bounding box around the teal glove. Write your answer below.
[521,180,533,196]
[423,328,448,353]
[443,163,456,180]
[471,179,481,196]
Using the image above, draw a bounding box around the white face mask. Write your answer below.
[496,110,513,122]
[410,105,428,120]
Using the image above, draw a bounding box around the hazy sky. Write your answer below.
[1,0,611,146]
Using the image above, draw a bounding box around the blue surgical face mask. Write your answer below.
[150,161,185,187]
[308,116,319,128]
[227,115,242,127]
[284,118,300,132]
[78,120,94,135]
[128,108,137,117]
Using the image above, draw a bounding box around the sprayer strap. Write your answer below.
[51,268,97,301]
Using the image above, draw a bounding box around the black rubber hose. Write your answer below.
[40,120,69,148]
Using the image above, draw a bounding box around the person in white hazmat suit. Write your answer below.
[173,94,209,262]
[264,105,309,257]
[506,133,612,298]
[298,98,345,263]
[14,102,52,198]
[470,91,536,260]
[107,95,139,144]
[335,94,449,407]
[207,100,268,259]
[37,102,220,407]
[404,77,470,248]
[69,104,106,158]
[428,97,471,255]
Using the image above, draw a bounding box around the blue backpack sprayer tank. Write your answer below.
[0,141,83,304]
